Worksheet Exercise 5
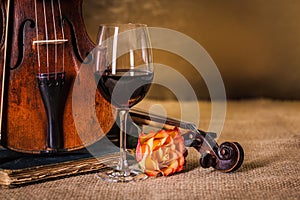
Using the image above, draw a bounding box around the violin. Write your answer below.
[129,109,244,172]
[0,0,115,154]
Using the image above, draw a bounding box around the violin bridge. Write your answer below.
[32,39,68,46]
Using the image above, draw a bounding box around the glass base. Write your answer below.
[97,168,148,183]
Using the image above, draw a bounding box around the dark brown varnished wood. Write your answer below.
[0,0,115,153]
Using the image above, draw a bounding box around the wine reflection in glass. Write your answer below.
[94,24,153,182]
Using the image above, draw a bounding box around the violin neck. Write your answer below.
[129,108,197,131]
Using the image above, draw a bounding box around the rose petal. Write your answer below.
[144,155,160,171]
[145,169,160,176]
[139,132,156,144]
[161,160,178,176]
[176,157,185,172]
[136,127,186,176]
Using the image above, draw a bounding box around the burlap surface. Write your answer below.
[0,99,299,199]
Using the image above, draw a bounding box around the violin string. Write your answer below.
[42,0,49,79]
[34,0,41,76]
[58,0,65,74]
[51,0,58,79]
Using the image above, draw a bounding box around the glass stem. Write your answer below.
[117,109,130,176]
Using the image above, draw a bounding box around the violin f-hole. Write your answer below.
[9,19,35,70]
[63,17,92,64]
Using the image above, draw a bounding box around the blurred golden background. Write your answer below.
[83,0,300,100]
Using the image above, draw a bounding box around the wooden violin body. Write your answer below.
[0,0,114,153]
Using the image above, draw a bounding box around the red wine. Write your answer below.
[95,69,153,108]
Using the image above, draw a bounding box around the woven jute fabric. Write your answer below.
[1,99,299,200]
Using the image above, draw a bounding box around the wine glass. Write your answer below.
[94,24,153,182]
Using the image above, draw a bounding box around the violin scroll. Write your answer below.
[183,131,244,172]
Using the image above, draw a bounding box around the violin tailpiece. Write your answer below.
[37,72,66,152]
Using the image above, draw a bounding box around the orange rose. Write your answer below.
[136,127,186,176]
